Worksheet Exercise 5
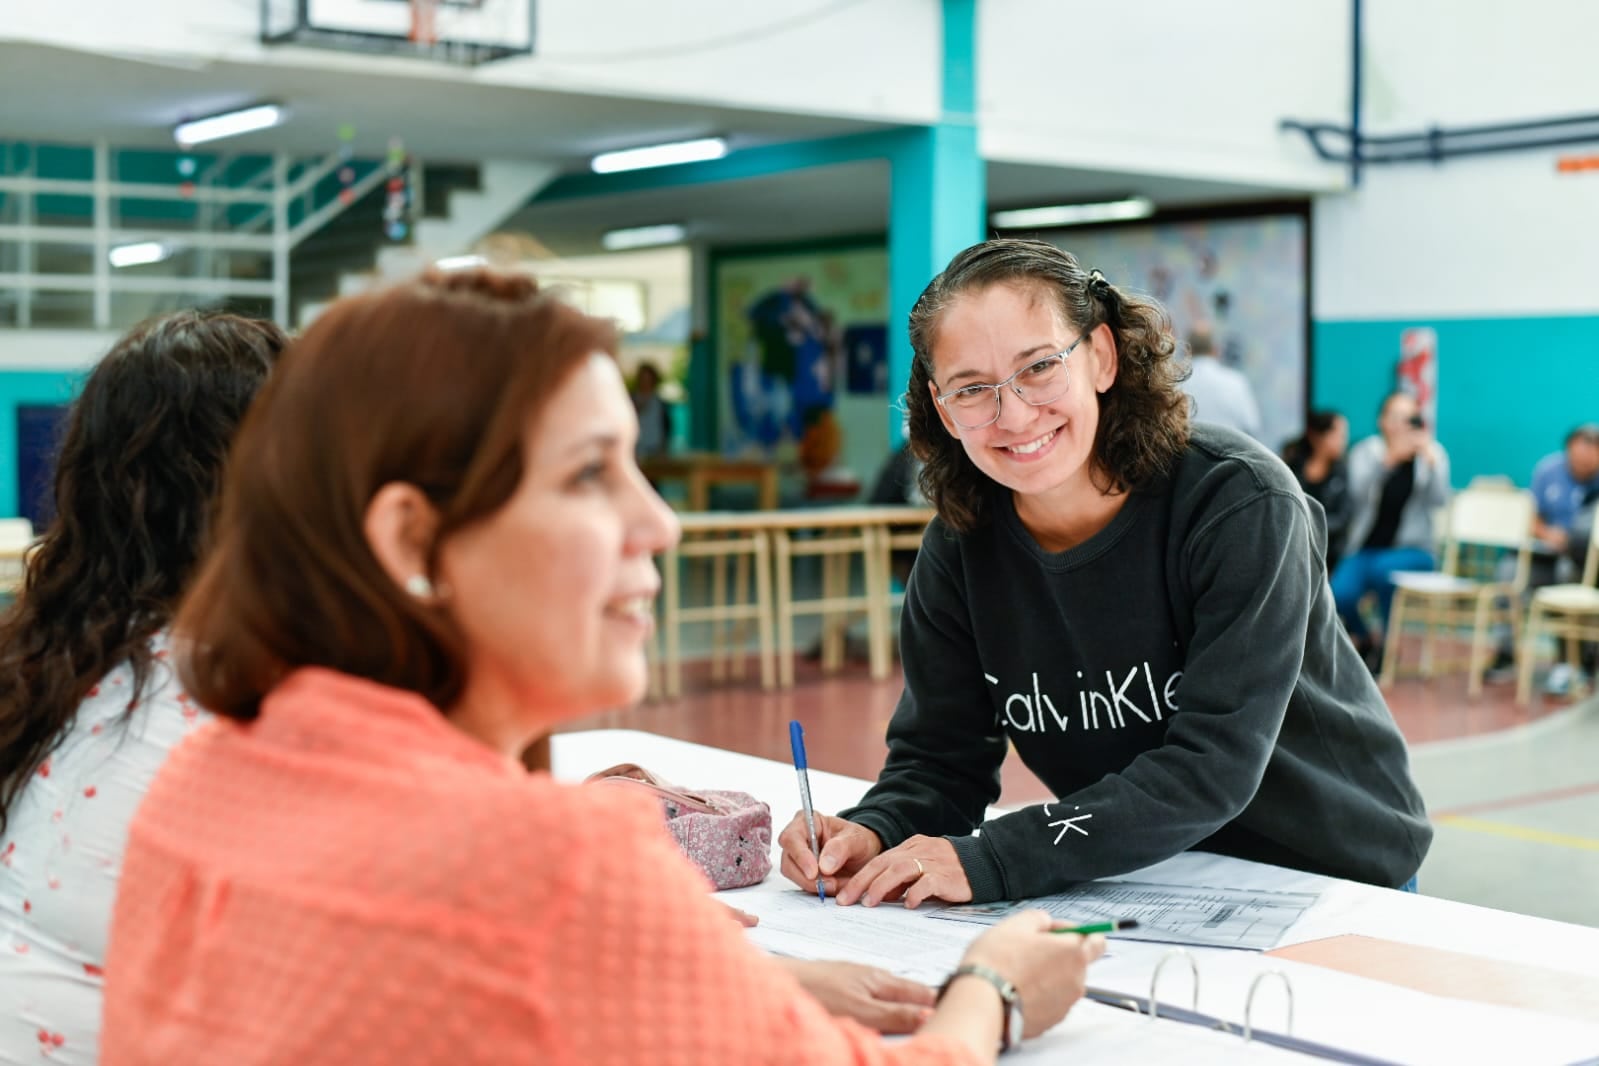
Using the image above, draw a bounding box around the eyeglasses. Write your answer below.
[934,333,1087,430]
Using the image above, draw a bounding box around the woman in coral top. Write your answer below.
[100,270,1102,1065]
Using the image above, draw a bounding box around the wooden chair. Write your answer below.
[1516,535,1599,707]
[1381,487,1536,698]
[658,521,775,699]
[0,518,36,597]
[772,517,883,688]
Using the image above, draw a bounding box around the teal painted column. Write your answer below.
[886,0,985,442]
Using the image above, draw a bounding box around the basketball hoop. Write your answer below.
[261,0,532,67]
[409,0,439,46]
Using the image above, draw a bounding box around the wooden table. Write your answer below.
[657,506,935,696]
[641,453,781,512]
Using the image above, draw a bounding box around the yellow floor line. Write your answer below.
[1436,815,1599,852]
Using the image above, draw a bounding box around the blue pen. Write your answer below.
[788,720,827,903]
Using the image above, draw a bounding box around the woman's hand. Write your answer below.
[713,900,760,928]
[958,912,1106,1038]
[778,959,936,1034]
[835,835,971,909]
[777,811,883,895]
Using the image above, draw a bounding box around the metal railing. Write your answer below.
[0,141,385,328]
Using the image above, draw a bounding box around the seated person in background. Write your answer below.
[777,239,1429,911]
[1331,390,1451,671]
[870,416,928,586]
[1509,423,1599,690]
[1281,410,1351,571]
[1532,423,1599,569]
[101,270,1103,1065]
[0,312,286,1063]
[1179,325,1261,439]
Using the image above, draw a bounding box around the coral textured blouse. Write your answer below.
[100,669,979,1065]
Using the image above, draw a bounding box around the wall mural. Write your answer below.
[1047,213,1308,450]
[715,246,888,490]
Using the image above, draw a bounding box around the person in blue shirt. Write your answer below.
[1514,425,1599,692]
[1531,424,1599,561]
[1483,421,1599,684]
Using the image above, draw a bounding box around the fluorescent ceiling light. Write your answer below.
[174,104,285,146]
[109,241,171,268]
[591,137,726,174]
[601,224,687,251]
[435,255,487,270]
[990,196,1155,229]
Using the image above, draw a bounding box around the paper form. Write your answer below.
[930,880,1319,951]
[735,889,976,985]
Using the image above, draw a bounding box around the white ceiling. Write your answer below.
[1,41,1305,260]
[0,43,892,164]
[512,160,1302,257]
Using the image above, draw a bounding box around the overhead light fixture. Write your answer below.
[435,255,487,270]
[990,196,1156,229]
[591,137,726,174]
[174,103,285,147]
[109,241,172,268]
[601,223,687,251]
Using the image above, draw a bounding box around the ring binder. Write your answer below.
[1244,969,1294,1042]
[1147,948,1199,1022]
[1087,950,1401,1066]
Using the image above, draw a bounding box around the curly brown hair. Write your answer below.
[905,238,1190,532]
[0,312,285,837]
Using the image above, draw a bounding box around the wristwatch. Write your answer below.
[938,963,1025,1052]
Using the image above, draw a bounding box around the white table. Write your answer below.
[552,730,1599,1064]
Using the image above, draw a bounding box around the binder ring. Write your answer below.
[1147,949,1199,1022]
[1243,969,1295,1041]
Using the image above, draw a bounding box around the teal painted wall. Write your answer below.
[1313,314,1599,489]
[0,370,84,517]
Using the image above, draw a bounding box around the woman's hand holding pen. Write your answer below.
[779,814,974,907]
[778,811,880,896]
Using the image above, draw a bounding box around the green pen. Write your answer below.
[1050,919,1139,935]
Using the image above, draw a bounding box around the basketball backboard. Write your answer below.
[262,0,533,66]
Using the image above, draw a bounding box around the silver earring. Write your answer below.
[404,574,434,598]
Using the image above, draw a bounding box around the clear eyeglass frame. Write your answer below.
[934,332,1088,430]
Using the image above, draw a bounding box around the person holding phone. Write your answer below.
[1330,390,1452,670]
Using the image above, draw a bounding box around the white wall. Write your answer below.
[509,0,939,121]
[1313,0,1599,320]
[979,0,1350,190]
[0,331,119,371]
[0,0,255,58]
[1313,152,1599,320]
[3,0,941,124]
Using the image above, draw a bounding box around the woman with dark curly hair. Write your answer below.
[779,238,1430,907]
[0,311,283,1062]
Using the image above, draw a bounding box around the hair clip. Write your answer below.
[1087,269,1108,289]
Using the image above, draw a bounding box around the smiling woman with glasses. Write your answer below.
[935,333,1086,430]
[777,237,1431,915]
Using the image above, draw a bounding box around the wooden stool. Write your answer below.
[660,525,775,698]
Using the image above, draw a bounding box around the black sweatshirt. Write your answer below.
[841,424,1432,903]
